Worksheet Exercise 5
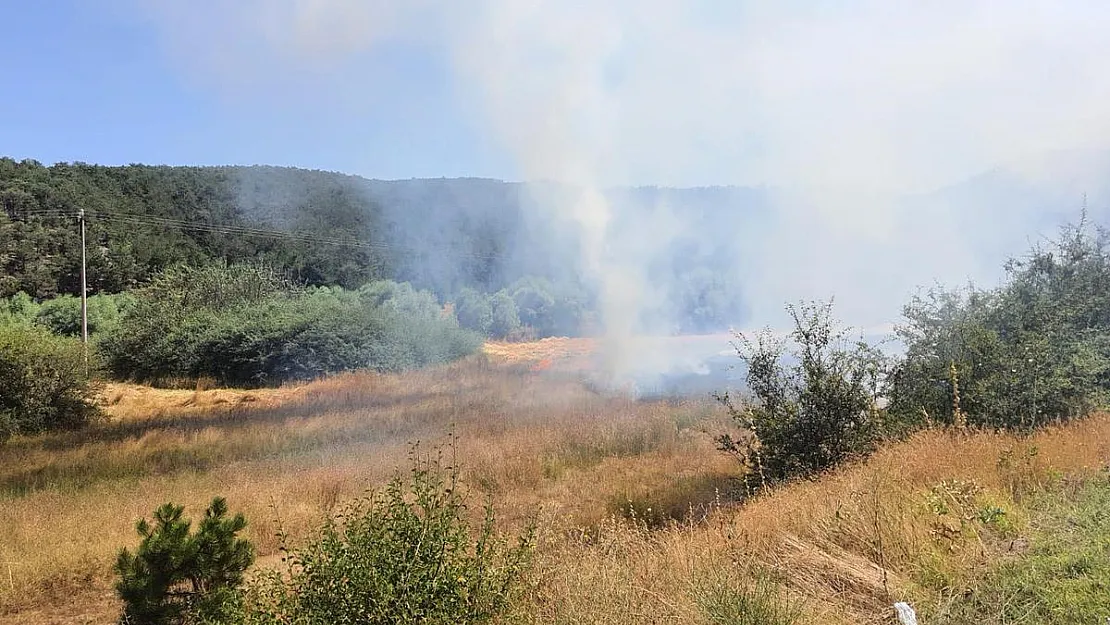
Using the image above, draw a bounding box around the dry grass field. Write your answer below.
[2,343,1110,624]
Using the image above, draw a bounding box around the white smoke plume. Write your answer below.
[133,0,1110,384]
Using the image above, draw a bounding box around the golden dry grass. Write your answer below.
[514,417,1110,624]
[482,336,597,371]
[2,350,1109,624]
[99,381,308,421]
[0,357,731,624]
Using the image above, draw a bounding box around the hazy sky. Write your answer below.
[0,1,513,179]
[5,1,1109,340]
[6,1,1110,191]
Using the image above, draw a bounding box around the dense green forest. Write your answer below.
[0,158,402,298]
[0,158,755,334]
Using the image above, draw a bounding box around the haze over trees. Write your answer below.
[0,158,752,335]
[0,158,753,431]
[5,155,1110,458]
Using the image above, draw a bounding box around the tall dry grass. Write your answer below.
[2,354,1109,624]
[519,418,1110,624]
[0,357,731,624]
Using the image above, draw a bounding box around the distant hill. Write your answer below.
[896,148,1110,292]
[0,159,767,332]
[6,153,1102,333]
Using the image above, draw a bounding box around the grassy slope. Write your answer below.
[1,353,1109,624]
[934,475,1110,624]
[0,359,735,624]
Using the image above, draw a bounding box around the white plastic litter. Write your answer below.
[893,602,918,625]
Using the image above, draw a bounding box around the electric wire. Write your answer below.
[7,206,502,260]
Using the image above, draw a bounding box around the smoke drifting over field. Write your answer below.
[138,1,1110,386]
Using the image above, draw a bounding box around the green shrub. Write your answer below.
[488,290,520,338]
[370,311,482,372]
[890,219,1110,429]
[34,295,87,336]
[145,261,297,314]
[34,292,134,337]
[717,301,885,487]
[0,322,99,440]
[358,280,444,319]
[887,286,1003,429]
[247,443,534,625]
[100,266,481,386]
[115,497,254,625]
[455,288,493,335]
[98,262,296,383]
[509,277,555,334]
[692,568,803,625]
[0,291,39,325]
[452,288,522,339]
[184,292,383,385]
[508,276,588,337]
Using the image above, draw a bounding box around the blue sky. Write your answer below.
[4,1,1110,191]
[0,1,513,179]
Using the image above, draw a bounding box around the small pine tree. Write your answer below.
[115,497,253,625]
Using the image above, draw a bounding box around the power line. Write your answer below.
[8,206,504,261]
[78,208,88,375]
[18,207,381,246]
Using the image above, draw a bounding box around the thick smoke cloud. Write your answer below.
[134,1,1110,383]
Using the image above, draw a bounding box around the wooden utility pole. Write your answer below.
[78,208,88,371]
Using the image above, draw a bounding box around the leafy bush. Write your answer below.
[451,288,522,339]
[115,497,254,625]
[99,262,296,383]
[34,295,86,336]
[368,307,482,372]
[34,292,134,337]
[181,294,384,385]
[887,286,1000,428]
[358,280,444,319]
[509,277,555,335]
[488,290,520,338]
[455,288,493,335]
[100,265,481,386]
[246,444,534,625]
[890,219,1110,429]
[0,322,99,440]
[547,285,589,337]
[508,276,587,337]
[717,301,885,487]
[0,291,39,325]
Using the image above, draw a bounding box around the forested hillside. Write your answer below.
[0,158,758,333]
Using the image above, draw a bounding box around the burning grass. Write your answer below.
[1,348,1109,624]
[483,336,597,369]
